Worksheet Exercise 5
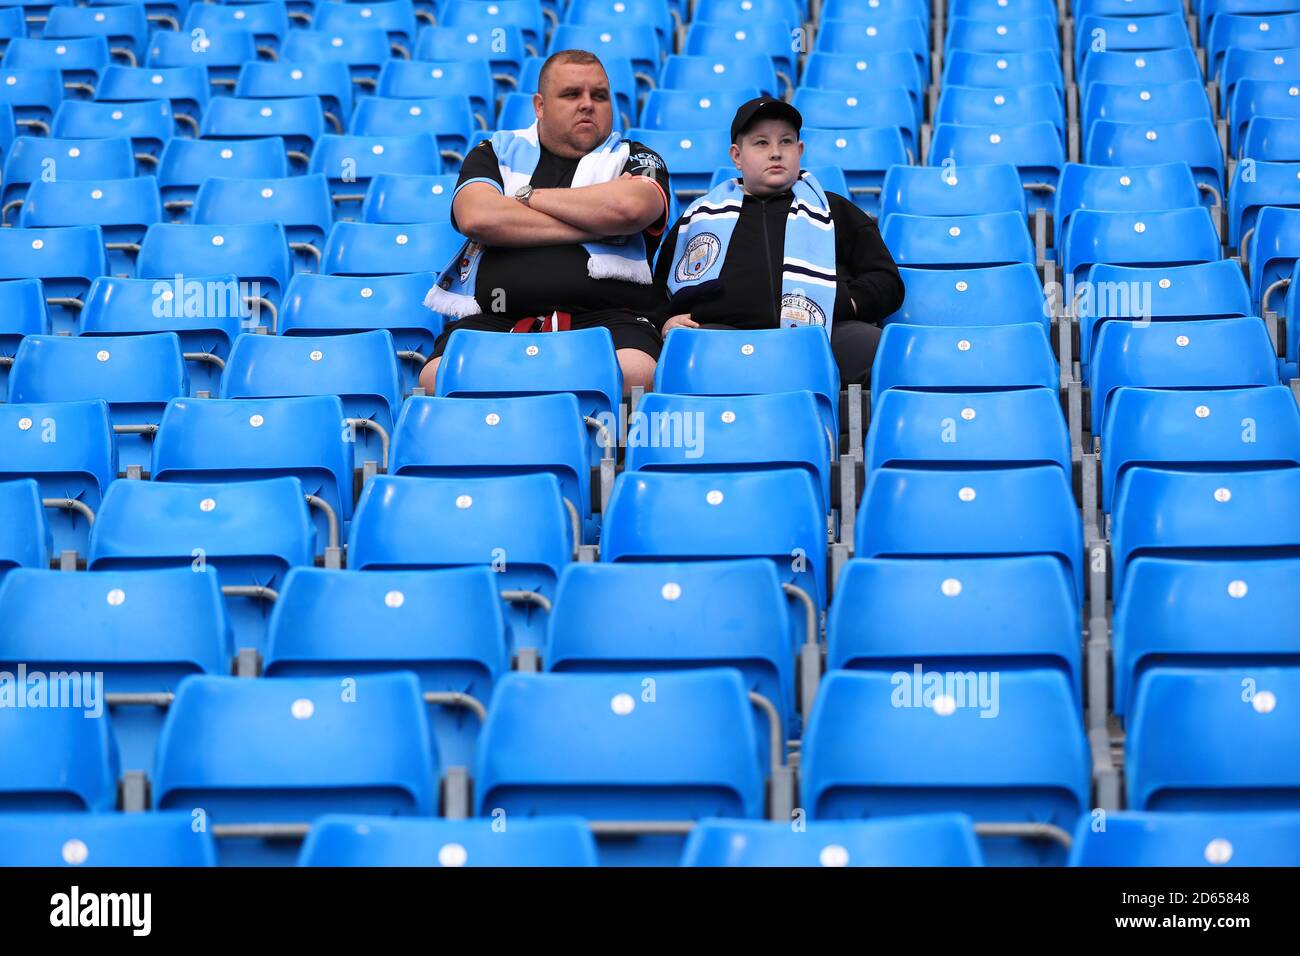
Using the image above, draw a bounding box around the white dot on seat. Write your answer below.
[261,188,273,199]
[713,63,725,73]
[961,407,976,421]
[941,577,962,596]
[1214,487,1231,502]
[855,60,867,70]
[395,233,408,245]
[706,489,723,505]
[993,94,1005,105]
[291,69,303,80]
[360,287,373,298]
[456,494,473,509]
[199,497,216,512]
[1176,334,1190,346]
[260,106,273,117]
[958,486,976,501]
[819,844,849,867]
[68,147,80,158]
[372,144,385,154]
[949,225,961,236]
[1133,221,1146,233]
[1145,130,1157,141]
[1127,22,1137,32]
[988,133,1001,144]
[866,26,877,36]
[721,410,735,424]
[249,414,264,427]
[16,417,31,431]
[933,694,957,715]
[996,58,1008,69]
[331,36,344,46]
[680,138,692,149]
[1253,690,1276,713]
[106,589,125,606]
[955,280,968,291]
[432,184,444,194]
[846,96,858,107]
[62,839,88,865]
[1228,579,1247,598]
[220,148,233,159]
[111,110,123,120]
[610,693,635,715]
[309,349,324,361]
[699,98,711,109]
[1195,404,1210,418]
[212,235,224,246]
[29,239,41,250]
[438,842,468,866]
[525,344,539,356]
[957,339,971,351]
[1135,57,1147,67]
[1204,839,1233,864]
[385,590,405,608]
[996,24,1007,35]
[409,105,422,116]
[291,698,314,719]
[741,343,754,355]
[432,68,444,78]
[485,412,500,426]
[1139,90,1150,101]
[661,582,681,601]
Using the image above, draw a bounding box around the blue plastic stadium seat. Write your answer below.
[886,263,1046,328]
[220,329,401,473]
[683,21,797,95]
[391,393,593,538]
[1111,467,1300,590]
[136,222,291,330]
[321,221,462,277]
[792,86,918,157]
[191,174,333,275]
[1,135,134,223]
[1090,316,1278,432]
[0,225,109,335]
[948,15,1058,60]
[96,64,209,126]
[882,210,1034,268]
[829,556,1081,703]
[1228,159,1300,251]
[0,676,120,811]
[1086,118,1225,207]
[265,566,508,769]
[1075,12,1191,76]
[376,58,494,126]
[1127,667,1300,811]
[281,28,393,86]
[146,29,256,89]
[1070,811,1300,866]
[800,126,909,215]
[414,25,527,94]
[1102,386,1300,512]
[298,814,598,866]
[627,391,832,515]
[1286,272,1300,369]
[654,327,841,446]
[0,566,232,770]
[815,18,930,78]
[8,332,187,471]
[936,83,1065,138]
[1209,12,1300,80]
[803,50,925,119]
[0,478,52,579]
[1061,206,1221,287]
[1054,162,1201,250]
[624,125,730,201]
[856,465,1084,603]
[694,0,803,28]
[820,0,927,21]
[156,136,288,221]
[476,669,766,865]
[235,60,353,129]
[881,162,1026,221]
[1247,203,1300,317]
[1200,0,1297,41]
[495,90,540,131]
[0,812,217,866]
[19,177,160,278]
[348,473,573,650]
[564,0,673,56]
[929,122,1063,215]
[184,1,288,54]
[436,326,622,467]
[0,277,49,400]
[871,322,1057,406]
[1082,79,1211,142]
[442,0,543,53]
[0,400,114,555]
[51,98,172,166]
[199,96,324,171]
[361,172,457,224]
[1220,45,1300,116]
[547,559,798,740]
[942,49,1063,94]
[1079,47,1201,92]
[314,0,418,53]
[640,87,759,132]
[309,133,440,217]
[802,670,1089,865]
[0,66,64,129]
[3,36,110,89]
[349,95,474,160]
[153,673,439,865]
[1114,556,1300,719]
[602,468,827,607]
[660,53,779,98]
[866,387,1069,473]
[682,815,986,866]
[1076,261,1252,383]
[153,395,352,548]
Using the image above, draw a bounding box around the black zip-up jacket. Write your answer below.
[652,186,905,331]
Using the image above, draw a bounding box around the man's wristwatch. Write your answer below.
[514,184,534,206]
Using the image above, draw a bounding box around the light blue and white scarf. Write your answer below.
[666,171,838,331]
[424,123,653,318]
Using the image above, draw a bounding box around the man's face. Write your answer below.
[730,118,803,197]
[534,62,614,158]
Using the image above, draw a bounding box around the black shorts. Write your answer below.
[429,309,663,362]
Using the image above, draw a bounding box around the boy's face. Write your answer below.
[730,118,803,197]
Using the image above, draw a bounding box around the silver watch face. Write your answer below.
[515,185,533,201]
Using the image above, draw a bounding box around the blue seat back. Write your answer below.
[0,812,217,866]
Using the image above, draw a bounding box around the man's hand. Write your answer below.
[529,173,666,237]
[662,314,699,334]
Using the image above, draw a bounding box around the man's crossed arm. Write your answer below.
[453,174,665,247]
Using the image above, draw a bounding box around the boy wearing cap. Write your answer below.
[653,97,904,385]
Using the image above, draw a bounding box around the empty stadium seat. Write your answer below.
[414,25,527,93]
[1111,467,1300,589]
[264,566,509,769]
[802,50,925,119]
[1101,386,1300,512]
[1061,206,1221,287]
[281,28,393,87]
[1114,557,1300,719]
[0,66,64,131]
[153,672,439,865]
[8,332,187,471]
[640,87,760,132]
[942,49,1063,94]
[235,60,354,131]
[0,812,217,867]
[349,94,475,159]
[929,122,1062,214]
[475,669,767,865]
[829,556,1081,701]
[3,36,111,90]
[815,18,930,77]
[1054,162,1202,248]
[146,29,257,89]
[184,2,288,55]
[96,64,209,129]
[867,387,1069,473]
[0,399,115,555]
[1219,44,1300,115]
[0,677,120,811]
[800,126,909,215]
[684,20,797,93]
[659,52,779,98]
[802,670,1089,865]
[681,815,986,866]
[1228,159,1300,250]
[871,322,1058,405]
[1080,47,1201,92]
[624,125,732,200]
[314,0,419,54]
[1075,12,1191,76]
[856,465,1084,603]
[348,473,573,650]
[547,560,798,739]
[565,0,674,55]
[0,225,109,335]
[0,478,52,579]
[51,98,172,166]
[1209,12,1300,80]
[43,5,148,65]
[0,566,233,770]
[792,86,919,157]
[2,135,135,223]
[20,176,161,279]
[937,82,1065,140]
[1069,811,1300,866]
[360,172,457,224]
[1085,118,1225,206]
[199,96,324,170]
[0,277,49,399]
[1082,79,1211,141]
[375,58,494,126]
[881,163,1027,221]
[1090,316,1278,431]
[1246,203,1300,316]
[948,14,1058,59]
[156,135,288,219]
[1127,667,1300,811]
[298,815,598,867]
[321,221,462,278]
[191,175,333,275]
[309,133,441,217]
[886,263,1046,328]
[882,210,1034,268]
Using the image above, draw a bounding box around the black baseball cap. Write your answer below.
[730,97,803,143]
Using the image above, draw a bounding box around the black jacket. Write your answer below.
[653,186,905,330]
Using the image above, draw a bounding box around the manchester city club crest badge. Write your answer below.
[780,291,827,327]
[674,233,721,283]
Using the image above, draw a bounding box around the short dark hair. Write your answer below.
[537,49,607,96]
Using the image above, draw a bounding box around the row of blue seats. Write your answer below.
[2,664,1296,864]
